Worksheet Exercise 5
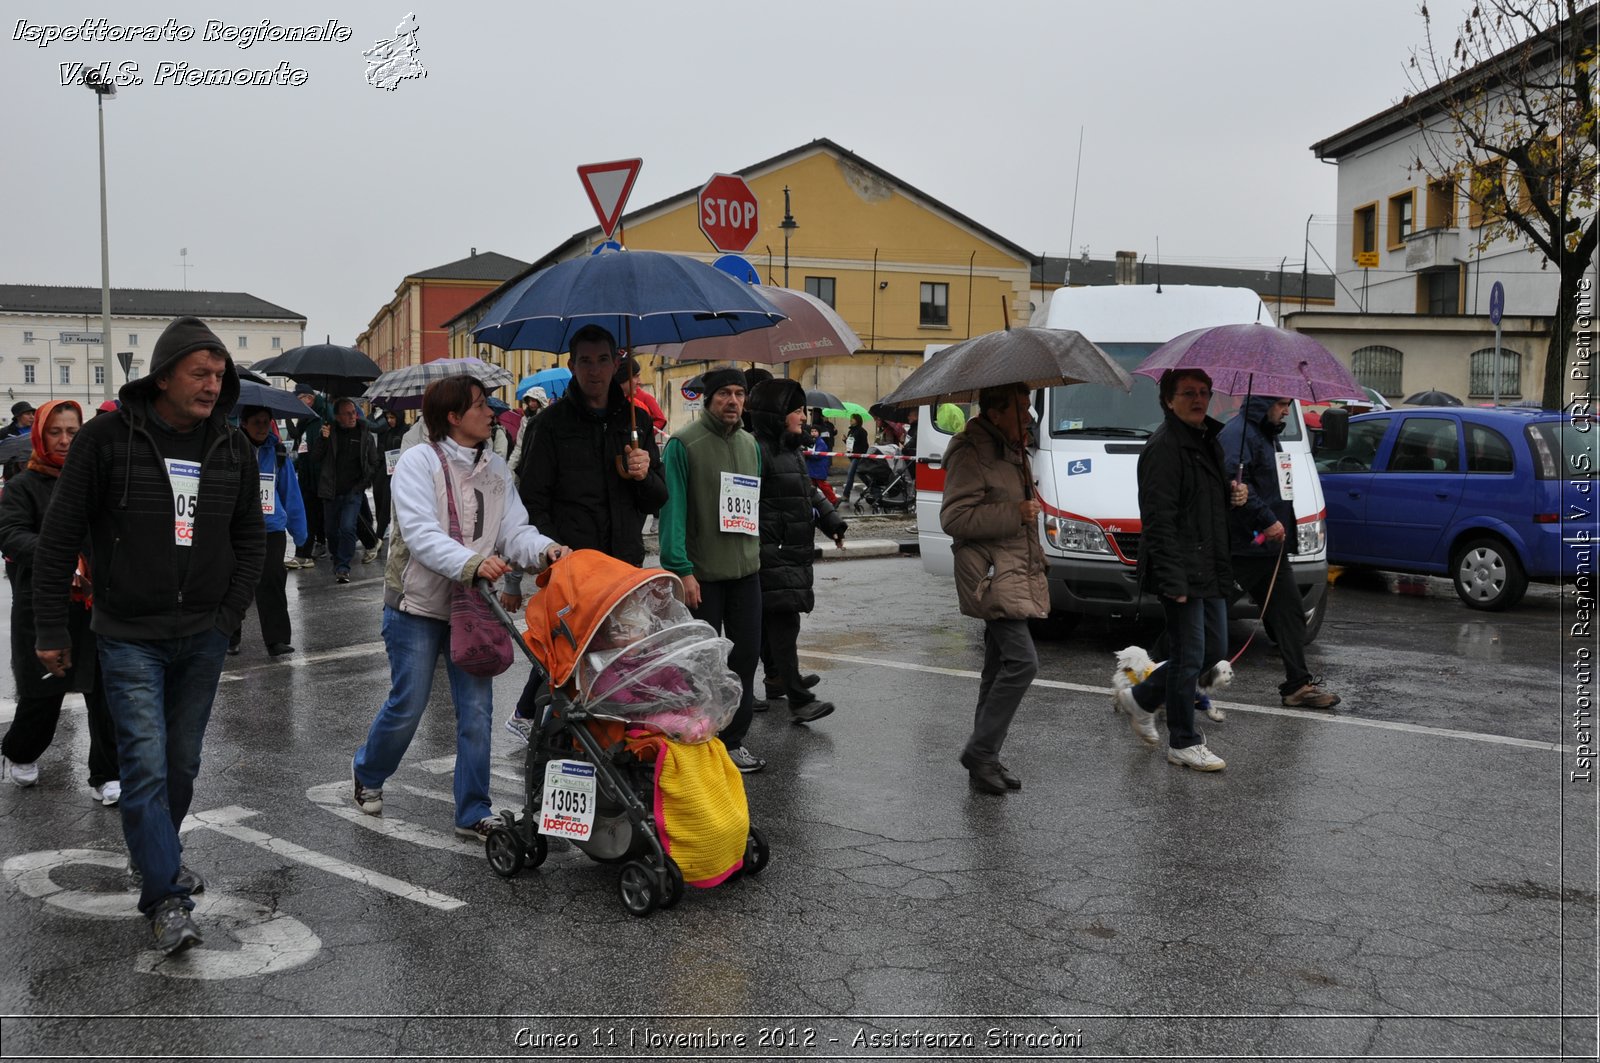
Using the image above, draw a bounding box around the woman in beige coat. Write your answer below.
[939,383,1049,794]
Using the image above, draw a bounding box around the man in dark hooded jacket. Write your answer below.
[747,379,847,725]
[33,316,265,955]
[1217,395,1339,709]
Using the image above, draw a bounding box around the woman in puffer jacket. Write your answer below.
[746,378,847,725]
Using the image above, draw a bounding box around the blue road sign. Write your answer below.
[1489,281,1505,325]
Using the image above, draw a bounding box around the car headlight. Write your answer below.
[1044,515,1113,554]
[1296,517,1326,556]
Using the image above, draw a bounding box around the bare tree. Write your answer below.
[1407,0,1597,410]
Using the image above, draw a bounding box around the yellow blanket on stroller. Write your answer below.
[624,734,749,887]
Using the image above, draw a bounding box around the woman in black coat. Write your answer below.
[0,400,120,802]
[747,379,847,725]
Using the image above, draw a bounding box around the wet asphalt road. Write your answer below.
[0,532,1594,1062]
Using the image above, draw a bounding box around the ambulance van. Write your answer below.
[915,284,1329,638]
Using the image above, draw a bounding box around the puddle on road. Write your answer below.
[1455,622,1505,659]
[1472,879,1598,907]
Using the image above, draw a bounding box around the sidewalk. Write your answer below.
[642,513,914,562]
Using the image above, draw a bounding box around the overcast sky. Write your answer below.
[3,0,1479,346]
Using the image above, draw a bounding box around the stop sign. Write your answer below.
[697,173,759,252]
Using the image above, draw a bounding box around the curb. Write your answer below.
[813,538,905,561]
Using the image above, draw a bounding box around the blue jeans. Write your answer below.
[97,628,229,916]
[324,490,362,574]
[1131,596,1228,750]
[841,457,863,501]
[353,606,495,829]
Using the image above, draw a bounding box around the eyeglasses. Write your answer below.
[1174,389,1213,400]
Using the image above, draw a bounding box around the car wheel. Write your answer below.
[1302,592,1327,645]
[1452,537,1528,611]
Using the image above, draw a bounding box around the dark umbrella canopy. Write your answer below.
[805,388,844,410]
[232,381,318,421]
[471,250,785,354]
[256,343,381,397]
[1133,322,1359,401]
[879,327,1131,408]
[0,433,31,464]
[1404,389,1464,407]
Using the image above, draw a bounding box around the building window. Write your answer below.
[1426,177,1456,229]
[94,365,106,386]
[1388,190,1416,248]
[919,282,949,327]
[237,336,248,349]
[804,276,836,308]
[128,333,138,346]
[1351,203,1378,260]
[1419,269,1460,315]
[1468,160,1506,228]
[1468,347,1521,399]
[59,364,70,386]
[22,331,33,345]
[23,364,35,385]
[1351,345,1403,397]
[272,336,282,350]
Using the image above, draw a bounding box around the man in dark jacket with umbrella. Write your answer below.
[1113,369,1243,773]
[33,315,265,954]
[1217,395,1339,709]
[747,379,846,726]
[311,397,381,584]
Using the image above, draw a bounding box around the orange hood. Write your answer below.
[523,549,683,687]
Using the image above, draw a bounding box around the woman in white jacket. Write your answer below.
[351,376,568,839]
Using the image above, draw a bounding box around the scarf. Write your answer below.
[25,399,81,478]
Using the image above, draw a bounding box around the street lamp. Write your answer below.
[779,186,798,289]
[83,68,116,401]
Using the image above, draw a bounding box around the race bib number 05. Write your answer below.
[165,458,201,547]
[718,471,759,536]
[538,759,596,841]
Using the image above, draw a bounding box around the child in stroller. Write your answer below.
[853,443,913,513]
[482,549,769,916]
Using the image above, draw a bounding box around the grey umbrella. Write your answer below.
[879,327,1131,408]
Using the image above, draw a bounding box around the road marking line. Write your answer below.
[800,649,1572,754]
[418,754,524,786]
[219,642,386,682]
[305,780,484,855]
[397,781,523,805]
[187,805,464,911]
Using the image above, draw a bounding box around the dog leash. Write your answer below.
[1228,534,1288,666]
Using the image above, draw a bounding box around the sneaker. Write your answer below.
[750,697,772,712]
[3,757,39,787]
[455,816,497,840]
[362,546,380,564]
[283,556,302,570]
[150,899,203,955]
[503,712,535,744]
[91,780,122,806]
[1167,744,1227,772]
[335,571,351,585]
[1113,688,1160,747]
[267,643,295,657]
[126,861,206,894]
[1197,694,1226,722]
[1283,681,1341,709]
[351,760,382,815]
[789,699,835,725]
[727,746,766,774]
[312,543,329,559]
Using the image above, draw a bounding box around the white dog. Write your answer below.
[1111,646,1233,722]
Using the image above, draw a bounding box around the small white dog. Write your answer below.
[1111,646,1233,722]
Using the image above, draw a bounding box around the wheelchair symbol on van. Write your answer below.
[1068,460,1092,476]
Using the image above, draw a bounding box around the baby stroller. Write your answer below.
[480,550,769,916]
[853,443,913,514]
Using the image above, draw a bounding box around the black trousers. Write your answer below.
[1,683,119,787]
[373,475,392,541]
[690,573,761,748]
[1232,552,1312,695]
[236,530,291,646]
[296,489,325,557]
[759,609,815,706]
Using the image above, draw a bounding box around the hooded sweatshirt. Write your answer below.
[31,316,266,647]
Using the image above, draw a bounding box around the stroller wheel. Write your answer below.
[485,826,525,879]
[743,826,771,877]
[617,859,659,917]
[657,856,685,909]
[527,832,549,870]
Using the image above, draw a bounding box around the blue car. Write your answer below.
[1315,407,1597,610]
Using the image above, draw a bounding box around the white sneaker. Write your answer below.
[362,547,380,564]
[3,757,39,786]
[91,780,122,806]
[1167,744,1226,772]
[503,713,534,744]
[1113,688,1160,746]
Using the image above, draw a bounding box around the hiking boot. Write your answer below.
[267,643,295,657]
[91,780,122,807]
[455,817,497,841]
[1113,688,1160,747]
[351,759,382,815]
[1283,680,1341,709]
[503,712,535,744]
[150,898,202,955]
[1167,744,1227,772]
[727,746,766,774]
[789,699,835,725]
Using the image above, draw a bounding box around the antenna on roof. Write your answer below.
[1154,237,1162,294]
[1063,127,1084,285]
[177,248,193,290]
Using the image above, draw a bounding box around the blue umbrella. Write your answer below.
[523,367,572,401]
[471,250,785,354]
[233,380,317,421]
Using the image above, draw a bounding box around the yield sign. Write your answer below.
[576,158,642,239]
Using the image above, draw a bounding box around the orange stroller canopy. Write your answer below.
[523,549,683,688]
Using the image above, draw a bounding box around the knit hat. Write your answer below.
[293,382,316,397]
[700,366,746,397]
[744,367,774,392]
[10,401,34,418]
[120,315,239,417]
[746,378,806,416]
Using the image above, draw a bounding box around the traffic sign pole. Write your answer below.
[1489,281,1505,406]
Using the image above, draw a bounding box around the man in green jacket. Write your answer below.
[658,366,765,774]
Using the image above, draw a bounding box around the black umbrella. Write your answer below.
[805,388,844,410]
[0,433,31,465]
[257,342,381,398]
[1403,389,1463,407]
[879,327,1130,408]
[232,381,317,421]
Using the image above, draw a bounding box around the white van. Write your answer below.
[916,284,1329,639]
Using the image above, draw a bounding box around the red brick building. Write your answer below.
[356,249,528,372]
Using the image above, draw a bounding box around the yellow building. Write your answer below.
[448,139,1035,429]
